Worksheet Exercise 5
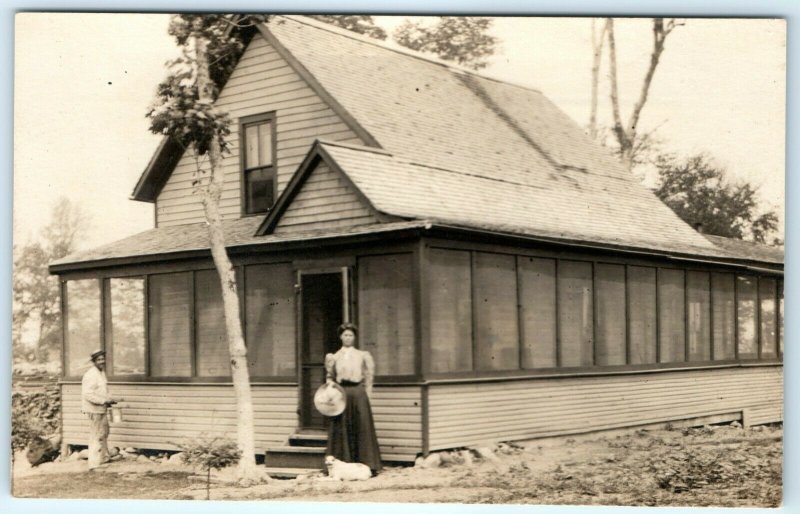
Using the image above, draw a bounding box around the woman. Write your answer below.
[324,322,383,474]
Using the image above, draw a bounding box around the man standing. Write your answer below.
[81,350,118,470]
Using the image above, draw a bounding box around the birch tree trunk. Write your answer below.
[194,34,260,483]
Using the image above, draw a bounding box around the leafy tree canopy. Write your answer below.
[147,14,268,156]
[653,153,781,245]
[308,15,387,40]
[393,16,499,70]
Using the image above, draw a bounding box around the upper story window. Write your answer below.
[241,112,276,215]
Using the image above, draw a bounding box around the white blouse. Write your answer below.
[325,347,375,392]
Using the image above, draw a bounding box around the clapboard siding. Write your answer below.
[273,162,378,233]
[61,383,422,461]
[427,366,782,451]
[61,383,297,452]
[370,387,423,461]
[156,33,363,227]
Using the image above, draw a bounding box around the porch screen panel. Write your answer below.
[358,253,415,375]
[687,271,711,361]
[474,252,519,370]
[595,264,626,366]
[196,270,230,377]
[429,249,472,372]
[658,268,685,363]
[558,261,593,367]
[518,257,557,369]
[736,275,757,359]
[778,280,784,358]
[711,273,735,360]
[149,273,192,377]
[245,263,296,377]
[109,278,145,375]
[759,277,777,358]
[65,279,102,377]
[627,266,657,364]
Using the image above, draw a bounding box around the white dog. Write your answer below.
[324,455,372,481]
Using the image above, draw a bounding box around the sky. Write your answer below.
[13,14,786,250]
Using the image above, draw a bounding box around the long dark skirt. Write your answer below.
[326,381,383,473]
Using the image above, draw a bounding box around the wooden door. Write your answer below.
[298,269,349,429]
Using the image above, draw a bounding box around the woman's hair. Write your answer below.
[337,322,358,337]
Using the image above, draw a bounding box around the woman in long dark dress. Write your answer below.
[324,323,383,474]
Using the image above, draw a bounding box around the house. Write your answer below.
[50,16,783,471]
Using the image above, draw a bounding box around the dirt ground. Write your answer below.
[12,422,782,507]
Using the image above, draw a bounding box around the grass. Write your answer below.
[13,470,194,499]
[12,424,782,506]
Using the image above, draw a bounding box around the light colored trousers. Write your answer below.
[87,412,110,468]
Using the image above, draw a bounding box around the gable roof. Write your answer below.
[129,15,778,263]
[256,140,784,264]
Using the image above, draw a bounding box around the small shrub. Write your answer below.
[177,436,241,500]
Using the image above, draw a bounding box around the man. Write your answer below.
[81,350,119,470]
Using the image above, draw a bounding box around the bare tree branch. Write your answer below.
[589,18,610,139]
[606,19,627,154]
[604,17,682,171]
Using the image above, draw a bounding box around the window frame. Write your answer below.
[105,276,148,380]
[239,111,278,217]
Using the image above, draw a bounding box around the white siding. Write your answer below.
[62,383,297,452]
[427,366,783,451]
[155,34,363,227]
[273,161,378,233]
[61,383,422,461]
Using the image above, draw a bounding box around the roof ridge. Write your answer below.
[274,15,545,96]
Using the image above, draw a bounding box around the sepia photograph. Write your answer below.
[11,12,785,507]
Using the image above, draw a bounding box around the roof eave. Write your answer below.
[423,223,784,272]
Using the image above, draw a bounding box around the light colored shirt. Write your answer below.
[81,366,110,414]
[325,347,375,392]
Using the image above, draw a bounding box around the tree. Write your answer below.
[393,16,499,70]
[13,197,89,365]
[606,18,683,170]
[308,15,387,40]
[588,19,609,140]
[147,14,269,484]
[653,153,780,244]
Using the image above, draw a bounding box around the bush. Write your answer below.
[177,436,241,500]
[12,385,60,455]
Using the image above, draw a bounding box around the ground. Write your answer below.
[12,423,782,507]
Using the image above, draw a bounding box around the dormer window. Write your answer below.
[240,112,276,215]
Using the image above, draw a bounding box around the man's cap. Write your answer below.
[90,350,106,361]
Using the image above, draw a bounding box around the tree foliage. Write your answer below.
[147,15,268,156]
[13,198,89,364]
[653,153,780,244]
[308,15,387,40]
[393,17,499,70]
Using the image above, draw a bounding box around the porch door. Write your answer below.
[298,268,351,429]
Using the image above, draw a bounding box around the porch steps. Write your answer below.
[263,467,320,479]
[265,430,328,474]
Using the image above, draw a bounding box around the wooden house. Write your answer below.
[51,16,783,471]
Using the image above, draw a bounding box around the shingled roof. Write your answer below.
[71,15,781,270]
[256,16,716,253]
